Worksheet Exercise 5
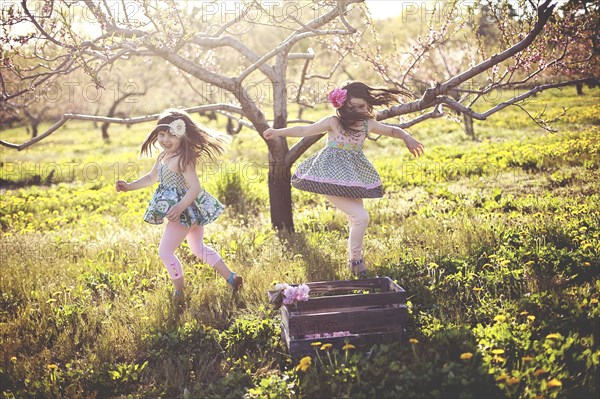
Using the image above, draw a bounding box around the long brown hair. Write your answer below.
[140,108,229,171]
[335,81,412,135]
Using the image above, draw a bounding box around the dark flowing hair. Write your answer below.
[335,81,412,135]
[140,108,230,171]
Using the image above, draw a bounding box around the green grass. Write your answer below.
[1,87,599,398]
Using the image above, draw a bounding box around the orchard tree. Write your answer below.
[1,0,597,230]
[351,0,598,137]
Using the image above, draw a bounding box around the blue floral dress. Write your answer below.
[291,120,383,198]
[143,162,224,227]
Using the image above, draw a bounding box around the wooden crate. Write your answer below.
[280,277,408,360]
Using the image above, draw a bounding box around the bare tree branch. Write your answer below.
[436,78,597,121]
[0,104,245,151]
[420,0,555,106]
[377,0,556,120]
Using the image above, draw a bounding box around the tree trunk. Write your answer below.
[268,157,294,231]
[463,113,475,140]
[267,138,294,230]
[31,122,38,138]
[576,82,583,95]
[101,122,110,141]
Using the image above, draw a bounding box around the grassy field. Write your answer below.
[1,87,599,398]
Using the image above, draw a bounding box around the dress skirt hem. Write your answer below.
[291,176,383,198]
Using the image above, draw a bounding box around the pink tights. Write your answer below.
[158,222,227,283]
[324,195,370,261]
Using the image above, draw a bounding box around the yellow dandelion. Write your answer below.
[310,342,322,347]
[47,364,58,370]
[320,343,333,350]
[520,311,529,316]
[522,356,534,362]
[493,315,506,322]
[342,343,355,350]
[591,298,598,305]
[533,368,548,377]
[547,378,562,388]
[10,356,17,363]
[495,374,509,382]
[473,287,482,292]
[506,377,521,386]
[492,356,506,363]
[527,315,536,321]
[491,348,505,355]
[545,333,561,340]
[583,262,591,267]
[409,338,419,344]
[460,352,473,360]
[295,356,312,372]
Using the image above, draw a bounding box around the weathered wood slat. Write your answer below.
[289,331,407,360]
[291,291,406,313]
[305,278,391,293]
[288,306,407,337]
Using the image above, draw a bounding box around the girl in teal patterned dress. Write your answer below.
[263,82,424,276]
[116,109,242,303]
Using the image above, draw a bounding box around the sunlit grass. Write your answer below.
[1,88,599,397]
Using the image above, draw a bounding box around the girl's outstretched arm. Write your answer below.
[165,163,202,222]
[263,116,335,139]
[115,157,159,192]
[368,119,425,158]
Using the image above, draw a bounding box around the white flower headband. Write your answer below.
[156,119,186,138]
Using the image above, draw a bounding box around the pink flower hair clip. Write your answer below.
[328,87,347,109]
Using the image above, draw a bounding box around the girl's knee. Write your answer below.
[351,209,369,226]
[158,246,175,262]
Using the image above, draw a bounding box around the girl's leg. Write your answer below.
[158,221,190,291]
[187,225,242,289]
[324,195,370,261]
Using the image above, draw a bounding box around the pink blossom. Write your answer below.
[295,284,310,302]
[283,286,296,305]
[328,88,347,109]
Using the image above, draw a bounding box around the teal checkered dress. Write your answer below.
[291,120,383,198]
[143,163,224,227]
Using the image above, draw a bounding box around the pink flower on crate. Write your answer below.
[328,88,347,109]
[282,284,310,305]
[295,284,310,302]
[283,286,296,305]
[269,283,310,308]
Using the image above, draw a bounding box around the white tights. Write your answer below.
[324,195,370,261]
[158,221,232,290]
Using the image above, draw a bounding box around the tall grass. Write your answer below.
[1,88,599,398]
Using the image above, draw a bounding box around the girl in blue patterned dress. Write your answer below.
[116,109,242,302]
[263,82,424,276]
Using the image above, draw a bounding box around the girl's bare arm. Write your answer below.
[263,116,335,139]
[368,119,425,158]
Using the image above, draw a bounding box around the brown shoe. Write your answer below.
[227,272,243,293]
